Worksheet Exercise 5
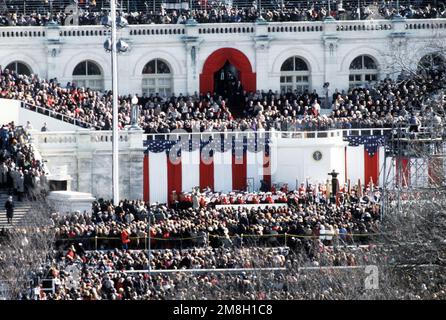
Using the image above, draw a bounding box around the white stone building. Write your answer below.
[0,18,445,98]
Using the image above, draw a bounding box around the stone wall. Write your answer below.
[0,18,444,96]
[31,129,145,200]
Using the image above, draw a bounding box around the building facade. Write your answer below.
[0,18,445,98]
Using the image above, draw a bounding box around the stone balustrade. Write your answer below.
[1,17,444,100]
[30,129,145,200]
[0,18,445,40]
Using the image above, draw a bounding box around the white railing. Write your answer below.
[144,127,395,142]
[267,21,324,33]
[33,132,78,145]
[198,22,255,35]
[129,24,186,36]
[90,131,130,144]
[405,18,446,30]
[120,267,287,274]
[30,130,142,150]
[0,26,46,38]
[0,18,445,39]
[21,102,100,130]
[27,125,430,148]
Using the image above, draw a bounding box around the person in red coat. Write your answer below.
[121,229,131,250]
[236,196,245,204]
[280,183,289,193]
[266,193,274,204]
[221,195,229,205]
[278,193,287,203]
[199,196,206,208]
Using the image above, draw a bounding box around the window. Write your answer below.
[72,60,103,91]
[142,59,172,97]
[280,57,310,94]
[349,55,378,88]
[418,53,445,76]
[5,61,32,76]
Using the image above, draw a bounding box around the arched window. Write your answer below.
[142,59,172,97]
[418,53,445,76]
[72,60,103,91]
[5,61,32,76]
[280,57,310,94]
[349,55,378,87]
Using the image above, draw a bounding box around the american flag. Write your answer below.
[145,133,271,155]
[344,135,386,156]
[143,133,272,203]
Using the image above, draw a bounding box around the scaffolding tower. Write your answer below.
[381,119,446,218]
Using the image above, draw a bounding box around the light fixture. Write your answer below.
[130,95,140,129]
[116,16,129,28]
[101,15,112,28]
[103,38,112,52]
[117,39,129,53]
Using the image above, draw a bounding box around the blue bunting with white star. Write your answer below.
[344,135,386,156]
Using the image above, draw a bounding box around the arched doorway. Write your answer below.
[200,48,256,95]
[214,60,239,97]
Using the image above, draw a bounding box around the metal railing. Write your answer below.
[54,231,380,251]
[21,101,101,130]
[0,0,441,17]
[144,127,396,142]
[0,16,445,38]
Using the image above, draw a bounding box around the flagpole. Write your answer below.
[111,0,120,206]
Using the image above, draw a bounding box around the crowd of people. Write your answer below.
[1,65,445,134]
[51,182,381,254]
[23,243,389,300]
[23,179,384,300]
[0,1,445,27]
[0,122,47,203]
[0,180,388,300]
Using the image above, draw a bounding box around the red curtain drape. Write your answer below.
[263,153,271,189]
[167,154,182,202]
[200,156,214,191]
[232,153,247,191]
[143,154,149,202]
[364,150,379,186]
[200,48,256,94]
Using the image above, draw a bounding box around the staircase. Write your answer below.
[0,193,32,230]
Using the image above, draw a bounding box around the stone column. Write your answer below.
[76,130,93,194]
[45,23,62,81]
[127,129,145,200]
[254,20,272,91]
[183,20,201,95]
[388,17,408,81]
[77,154,93,193]
[322,19,340,107]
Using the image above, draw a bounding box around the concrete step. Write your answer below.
[0,193,33,229]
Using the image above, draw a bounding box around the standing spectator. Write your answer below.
[409,113,421,132]
[25,121,33,132]
[0,162,8,188]
[121,228,131,249]
[5,195,14,224]
[17,170,25,201]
